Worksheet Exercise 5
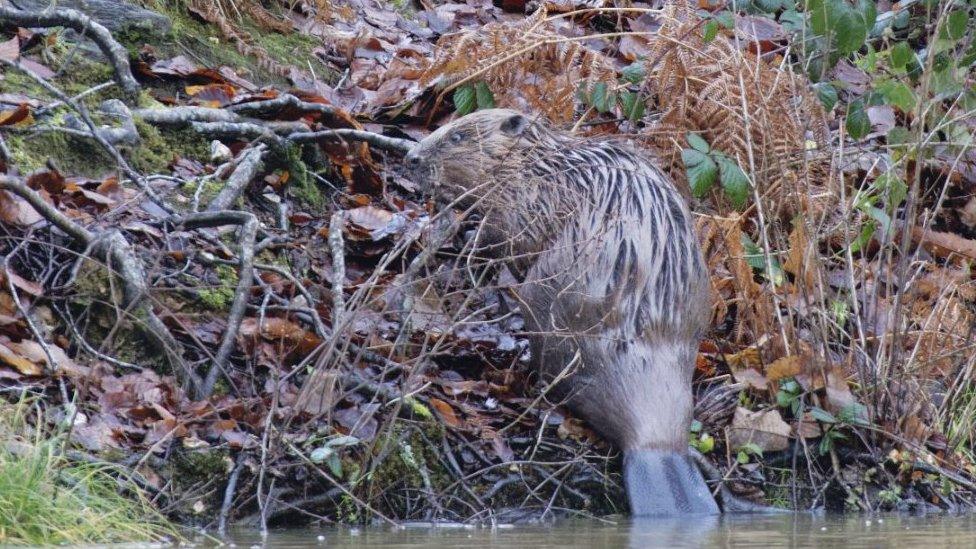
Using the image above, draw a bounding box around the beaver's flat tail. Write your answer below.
[624,449,719,516]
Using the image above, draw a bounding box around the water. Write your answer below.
[220,513,976,548]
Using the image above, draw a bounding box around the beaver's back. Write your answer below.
[506,140,711,451]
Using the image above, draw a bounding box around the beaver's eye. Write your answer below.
[450,132,463,144]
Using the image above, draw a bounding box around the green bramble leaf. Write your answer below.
[879,80,915,113]
[591,82,610,113]
[682,149,718,198]
[809,406,837,424]
[716,155,750,210]
[845,100,871,139]
[686,132,711,153]
[813,82,838,111]
[453,85,476,115]
[474,82,495,109]
[890,41,913,70]
[621,62,645,85]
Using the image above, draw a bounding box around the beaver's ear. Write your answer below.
[499,113,528,136]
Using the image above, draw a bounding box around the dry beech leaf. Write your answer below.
[430,397,462,427]
[0,341,43,376]
[728,407,791,453]
[766,355,802,382]
[732,367,768,391]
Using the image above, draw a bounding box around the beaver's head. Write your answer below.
[405,109,533,204]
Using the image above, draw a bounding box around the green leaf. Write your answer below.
[453,85,476,115]
[618,92,645,122]
[834,9,868,55]
[703,19,720,42]
[696,433,715,454]
[838,403,870,426]
[326,453,343,478]
[780,10,805,33]
[886,125,911,147]
[621,62,646,85]
[740,442,764,457]
[475,82,495,109]
[862,205,892,234]
[849,220,876,253]
[890,41,913,70]
[813,82,838,111]
[326,435,361,448]
[681,149,718,197]
[941,10,968,41]
[741,233,785,284]
[809,406,837,424]
[686,132,711,153]
[716,155,751,209]
[879,80,915,113]
[776,390,797,409]
[310,445,335,463]
[591,82,610,113]
[755,0,786,11]
[876,173,907,211]
[737,450,750,464]
[715,10,735,29]
[845,100,871,139]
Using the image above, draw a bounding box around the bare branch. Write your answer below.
[0,5,140,99]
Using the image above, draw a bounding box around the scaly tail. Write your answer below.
[624,449,719,516]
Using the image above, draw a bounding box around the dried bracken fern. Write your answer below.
[186,0,303,77]
[643,0,831,214]
[419,8,617,124]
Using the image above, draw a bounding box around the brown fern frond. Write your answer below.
[418,7,617,125]
[645,1,831,214]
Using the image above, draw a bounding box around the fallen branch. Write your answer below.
[162,210,258,399]
[0,5,140,99]
[207,145,267,212]
[0,175,188,377]
[227,93,336,117]
[289,129,413,153]
[135,106,413,153]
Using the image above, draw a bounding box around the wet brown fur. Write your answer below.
[406,109,711,453]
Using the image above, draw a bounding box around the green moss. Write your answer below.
[6,131,115,178]
[198,263,238,310]
[171,448,230,491]
[4,119,209,178]
[128,1,334,85]
[276,144,323,209]
[129,120,211,174]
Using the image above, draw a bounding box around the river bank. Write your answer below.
[1,0,975,542]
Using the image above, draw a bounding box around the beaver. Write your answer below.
[405,108,718,516]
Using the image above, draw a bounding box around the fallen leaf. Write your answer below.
[0,341,42,375]
[732,367,769,390]
[0,36,19,62]
[430,397,462,427]
[728,407,791,453]
[0,103,32,127]
[766,355,802,382]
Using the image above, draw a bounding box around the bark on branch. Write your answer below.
[0,5,140,99]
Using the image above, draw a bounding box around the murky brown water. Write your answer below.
[214,513,976,548]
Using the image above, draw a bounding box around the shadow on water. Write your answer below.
[218,513,976,548]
